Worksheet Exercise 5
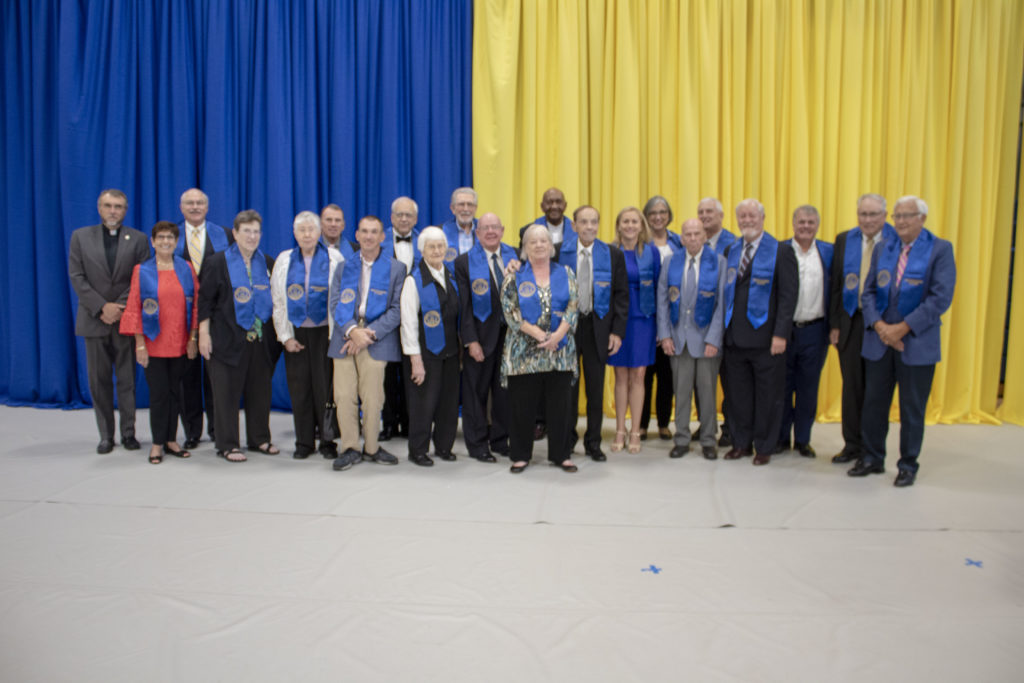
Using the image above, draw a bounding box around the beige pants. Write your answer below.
[333,350,387,453]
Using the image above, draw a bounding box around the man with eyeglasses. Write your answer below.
[176,188,234,449]
[379,196,421,441]
[440,187,479,264]
[827,194,897,465]
[848,196,955,487]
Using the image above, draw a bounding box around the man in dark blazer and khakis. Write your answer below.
[68,189,151,453]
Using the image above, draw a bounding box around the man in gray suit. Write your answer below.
[656,218,727,460]
[68,189,151,453]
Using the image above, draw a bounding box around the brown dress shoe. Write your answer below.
[723,447,752,460]
[752,452,771,466]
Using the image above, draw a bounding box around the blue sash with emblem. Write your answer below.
[441,220,476,263]
[516,261,570,349]
[589,240,613,319]
[714,229,736,257]
[468,242,517,321]
[286,244,330,327]
[176,222,228,260]
[226,243,272,330]
[635,246,656,317]
[725,235,778,329]
[873,229,935,317]
[666,246,718,327]
[841,223,896,316]
[139,255,194,339]
[415,265,458,354]
[333,252,391,325]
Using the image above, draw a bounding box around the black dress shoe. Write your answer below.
[533,423,547,441]
[586,449,607,462]
[894,470,916,487]
[363,447,398,465]
[752,452,771,466]
[691,428,701,441]
[96,439,114,454]
[319,443,339,459]
[183,438,201,450]
[122,436,141,450]
[470,453,497,463]
[831,450,859,464]
[293,447,313,460]
[669,445,689,458]
[795,443,816,458]
[409,453,434,467]
[702,446,718,460]
[435,451,456,462]
[333,448,362,471]
[378,425,395,442]
[723,447,752,460]
[847,459,885,477]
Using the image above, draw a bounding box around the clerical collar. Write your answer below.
[106,225,121,236]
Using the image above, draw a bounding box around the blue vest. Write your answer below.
[415,264,458,354]
[516,262,570,349]
[468,242,518,321]
[286,244,330,327]
[176,222,228,260]
[666,246,718,327]
[633,245,657,317]
[725,234,779,329]
[840,223,897,316]
[333,251,391,324]
[139,255,194,340]
[225,244,272,330]
[441,220,476,263]
[874,229,936,317]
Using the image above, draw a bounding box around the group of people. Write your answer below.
[69,185,955,486]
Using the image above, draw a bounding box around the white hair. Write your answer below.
[293,210,321,231]
[522,223,556,258]
[896,195,928,216]
[450,187,478,205]
[736,198,765,217]
[180,187,209,204]
[699,197,724,213]
[417,226,447,252]
[391,196,419,215]
[858,193,887,212]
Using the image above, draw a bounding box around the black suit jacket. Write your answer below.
[828,229,860,351]
[724,239,798,349]
[198,251,281,367]
[454,251,505,355]
[577,244,630,363]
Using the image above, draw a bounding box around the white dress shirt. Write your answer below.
[392,229,415,270]
[792,240,825,322]
[400,263,447,355]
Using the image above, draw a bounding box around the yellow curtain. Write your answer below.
[473,0,1024,423]
[997,140,1024,424]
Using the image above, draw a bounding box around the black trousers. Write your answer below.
[641,344,673,430]
[179,353,214,440]
[461,342,509,457]
[861,347,935,474]
[144,355,186,446]
[84,328,137,441]
[509,371,573,464]
[836,311,867,456]
[779,320,828,446]
[723,345,786,455]
[381,360,409,432]
[284,326,336,452]
[570,314,607,451]
[208,340,273,453]
[404,353,460,457]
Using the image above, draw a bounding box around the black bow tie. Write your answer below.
[395,235,412,243]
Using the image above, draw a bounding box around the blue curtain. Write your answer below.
[1,0,473,409]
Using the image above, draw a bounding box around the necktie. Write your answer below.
[395,234,412,243]
[859,237,875,303]
[737,243,754,280]
[895,244,911,287]
[188,227,203,273]
[685,256,696,304]
[578,249,592,314]
[491,252,504,291]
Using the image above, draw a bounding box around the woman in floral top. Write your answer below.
[501,224,579,474]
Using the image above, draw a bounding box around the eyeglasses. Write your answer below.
[647,209,669,216]
[393,212,416,219]
[892,212,920,221]
[182,200,208,207]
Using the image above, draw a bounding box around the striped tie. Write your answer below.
[895,244,911,287]
[188,227,203,274]
[737,243,753,279]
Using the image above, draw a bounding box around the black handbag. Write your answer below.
[321,400,338,441]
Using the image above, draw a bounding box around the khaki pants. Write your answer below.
[333,350,387,454]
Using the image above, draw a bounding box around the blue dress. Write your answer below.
[608,247,659,368]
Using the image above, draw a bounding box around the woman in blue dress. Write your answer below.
[608,206,660,453]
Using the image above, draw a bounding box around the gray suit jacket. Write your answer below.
[656,249,727,357]
[68,224,151,337]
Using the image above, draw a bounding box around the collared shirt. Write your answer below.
[547,220,564,245]
[392,228,414,270]
[357,251,379,318]
[457,224,475,255]
[400,263,447,355]
[708,229,723,251]
[740,232,764,260]
[792,240,825,322]
[483,245,504,284]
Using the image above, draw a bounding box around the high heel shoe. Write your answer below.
[611,431,626,453]
[628,432,642,453]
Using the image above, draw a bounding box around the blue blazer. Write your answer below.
[656,249,727,357]
[861,233,955,365]
[327,253,407,362]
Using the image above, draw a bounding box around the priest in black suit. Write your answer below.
[721,199,798,465]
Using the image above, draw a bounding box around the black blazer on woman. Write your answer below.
[198,251,281,367]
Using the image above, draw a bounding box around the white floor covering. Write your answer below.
[0,404,1022,682]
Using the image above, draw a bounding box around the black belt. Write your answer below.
[793,317,824,328]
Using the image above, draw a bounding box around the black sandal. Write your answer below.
[218,449,247,463]
[148,452,163,465]
[248,443,280,455]
[164,445,191,458]
[559,461,578,473]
